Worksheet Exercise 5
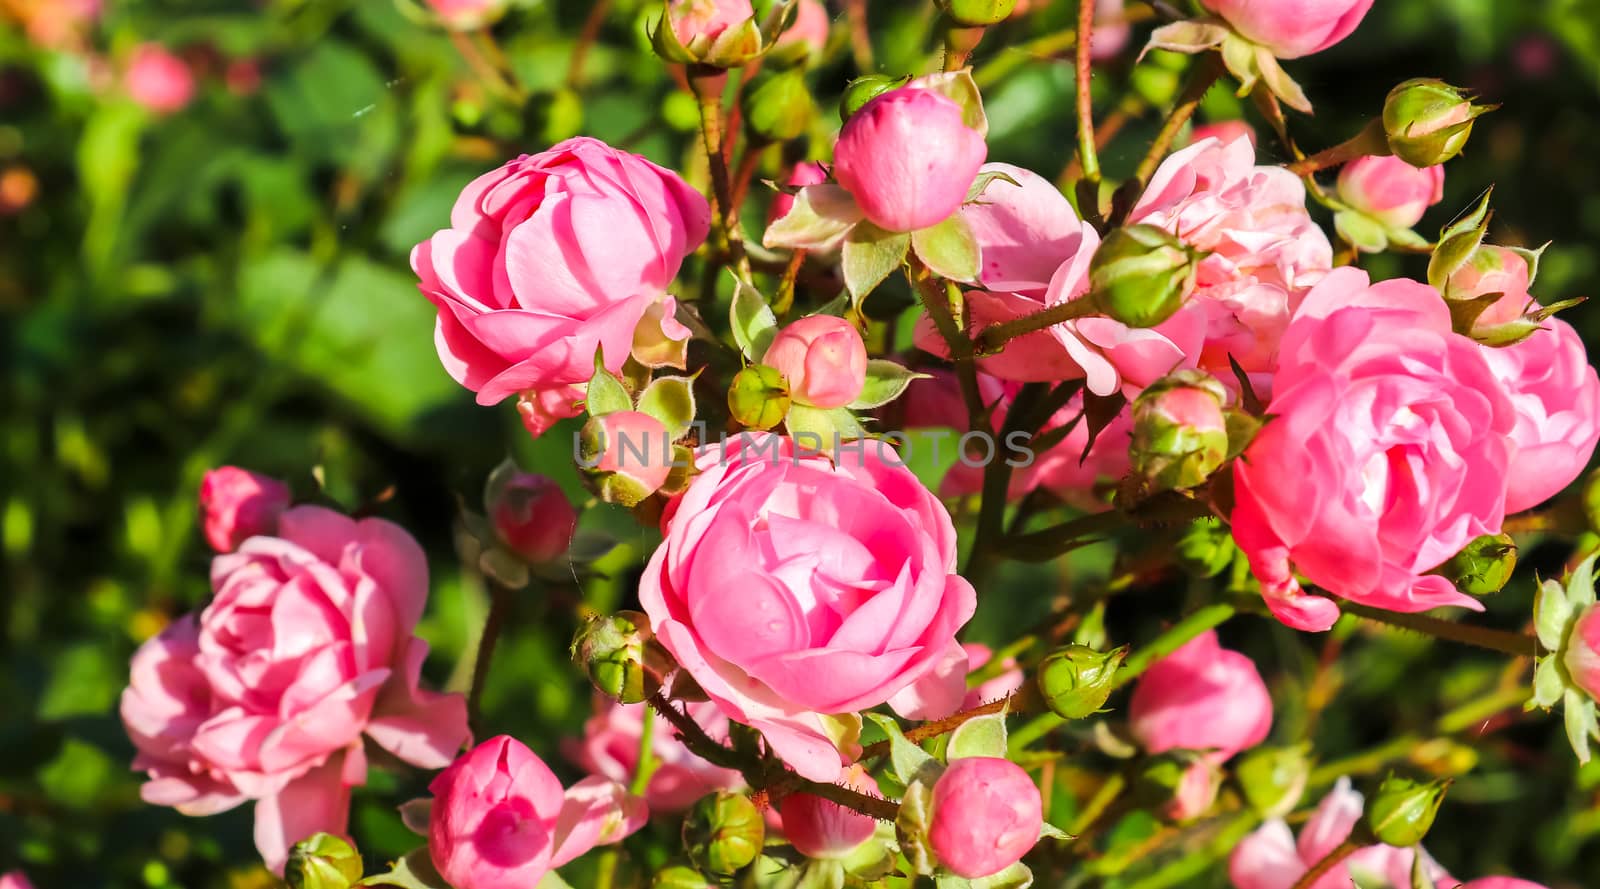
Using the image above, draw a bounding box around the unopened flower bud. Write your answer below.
[1130,372,1230,491]
[1383,78,1492,167]
[728,365,792,430]
[1234,745,1310,819]
[579,411,675,507]
[743,68,815,143]
[1038,644,1126,720]
[834,87,987,233]
[1431,533,1516,597]
[1366,774,1449,848]
[1564,604,1600,701]
[768,0,830,64]
[1336,155,1445,230]
[1089,224,1201,328]
[928,757,1043,879]
[655,0,761,67]
[941,0,1018,26]
[683,791,766,875]
[285,833,362,889]
[572,610,672,704]
[425,0,509,31]
[1135,754,1220,823]
[653,862,714,889]
[762,315,868,409]
[839,74,908,121]
[485,465,577,564]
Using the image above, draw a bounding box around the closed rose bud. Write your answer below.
[1337,155,1445,229]
[1564,605,1600,701]
[779,765,880,859]
[839,74,909,121]
[668,0,755,47]
[1234,745,1310,819]
[1366,774,1449,848]
[486,467,577,564]
[1200,0,1372,58]
[579,411,674,507]
[1130,372,1230,491]
[927,757,1043,879]
[198,466,290,553]
[833,87,987,233]
[1089,224,1201,328]
[1431,533,1516,597]
[742,68,816,143]
[285,834,363,889]
[1383,79,1491,168]
[425,0,508,30]
[942,0,1018,27]
[727,365,792,430]
[762,315,868,409]
[1038,644,1126,720]
[683,791,765,875]
[572,611,672,704]
[1443,244,1533,326]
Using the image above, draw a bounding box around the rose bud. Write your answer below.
[1431,534,1516,597]
[1199,0,1372,58]
[1088,224,1201,328]
[1383,78,1493,168]
[761,315,868,409]
[1337,156,1445,230]
[838,74,910,121]
[728,364,793,431]
[1037,644,1126,720]
[779,765,880,859]
[1365,775,1449,848]
[124,44,195,114]
[1130,371,1230,492]
[942,0,1018,27]
[198,466,290,553]
[658,0,760,66]
[485,467,578,565]
[742,68,816,143]
[683,791,766,875]
[668,0,755,47]
[1234,745,1311,820]
[425,0,508,30]
[833,87,987,233]
[579,411,675,507]
[927,757,1043,879]
[572,610,673,705]
[285,834,363,889]
[1129,631,1272,761]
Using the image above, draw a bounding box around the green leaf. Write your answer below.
[967,169,1023,203]
[586,348,634,417]
[1564,689,1596,765]
[360,848,450,889]
[941,863,1035,889]
[792,859,847,889]
[764,184,864,251]
[947,712,1009,760]
[731,278,780,361]
[912,214,981,283]
[1569,554,1598,609]
[1039,822,1072,841]
[864,713,942,787]
[1535,577,1575,651]
[1532,656,1566,710]
[849,360,928,410]
[637,376,697,438]
[842,223,911,308]
[786,404,839,454]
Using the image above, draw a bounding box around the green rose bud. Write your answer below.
[653,861,715,888]
[941,0,1017,26]
[1037,644,1127,719]
[1130,371,1230,492]
[1366,774,1449,848]
[1430,533,1516,597]
[571,610,674,704]
[1089,224,1202,328]
[683,791,766,875]
[1383,78,1494,168]
[285,833,363,889]
[728,364,792,430]
[1234,745,1311,820]
[743,68,816,143]
[839,74,910,121]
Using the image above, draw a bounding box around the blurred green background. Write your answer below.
[5,1,1600,886]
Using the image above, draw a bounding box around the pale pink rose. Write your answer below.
[198,466,291,553]
[778,764,880,859]
[1480,319,1600,513]
[1448,246,1534,330]
[426,0,507,28]
[1229,777,1452,889]
[834,87,987,233]
[928,757,1043,879]
[124,44,196,114]
[0,872,34,889]
[1189,120,1257,148]
[1563,605,1600,702]
[777,0,832,55]
[1128,630,1271,758]
[119,506,471,873]
[1200,0,1373,58]
[763,315,868,408]
[1337,156,1445,229]
[429,736,645,889]
[961,643,1025,708]
[669,0,755,46]
[487,471,577,564]
[1231,268,1515,631]
[639,433,977,781]
[769,161,830,226]
[563,696,741,813]
[411,138,710,438]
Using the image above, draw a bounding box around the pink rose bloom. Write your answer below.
[961,643,1025,708]
[429,736,646,889]
[1231,268,1515,631]
[426,0,508,28]
[1230,777,1452,889]
[928,757,1043,879]
[563,696,741,813]
[834,87,987,233]
[778,764,880,859]
[487,470,577,564]
[1448,246,1535,330]
[639,433,977,781]
[669,0,755,46]
[777,0,832,55]
[763,315,869,409]
[1128,630,1271,758]
[1480,319,1600,513]
[1200,0,1373,58]
[1563,605,1600,701]
[0,872,34,889]
[119,506,471,872]
[411,138,709,438]
[1337,156,1445,229]
[198,466,291,553]
[1165,758,1223,822]
[1189,120,1257,148]
[769,161,829,226]
[124,44,196,114]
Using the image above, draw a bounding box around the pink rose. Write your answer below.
[1563,605,1600,701]
[1229,777,1452,889]
[669,0,755,46]
[119,506,471,872]
[834,87,987,233]
[0,872,34,889]
[563,695,741,813]
[429,736,646,889]
[1128,630,1271,758]
[1200,0,1373,58]
[198,466,291,553]
[1480,319,1600,513]
[124,44,196,114]
[426,0,508,28]
[927,757,1043,879]
[763,315,869,409]
[411,138,710,438]
[961,643,1025,708]
[778,765,880,859]
[769,161,829,226]
[639,433,977,781]
[1336,156,1445,229]
[1164,758,1223,822]
[1231,268,1515,631]
[487,470,577,564]
[1189,120,1257,148]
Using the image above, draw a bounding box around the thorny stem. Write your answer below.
[1283,119,1390,176]
[909,262,986,432]
[1132,53,1225,189]
[977,298,1101,352]
[856,693,1026,762]
[1340,602,1540,658]
[1003,508,1128,560]
[1074,0,1102,185]
[1289,838,1361,889]
[689,67,753,281]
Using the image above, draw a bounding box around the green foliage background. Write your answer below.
[5,1,1600,886]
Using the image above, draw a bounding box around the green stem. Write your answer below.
[629,705,659,797]
[1132,53,1224,189]
[1339,602,1539,658]
[689,67,751,282]
[1290,838,1360,889]
[965,382,1049,588]
[467,582,512,733]
[909,263,986,431]
[1074,0,1102,185]
[1067,772,1127,836]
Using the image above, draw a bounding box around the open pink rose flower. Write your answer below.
[1231,268,1516,631]
[564,695,741,813]
[119,506,471,872]
[1229,777,1451,889]
[1201,0,1373,58]
[0,872,33,889]
[639,433,977,781]
[412,138,709,437]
